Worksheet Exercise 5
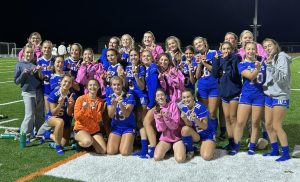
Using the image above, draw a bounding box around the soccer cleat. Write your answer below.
[275,155,290,162]
[186,151,194,159]
[229,149,238,155]
[256,138,268,150]
[292,145,300,158]
[55,145,64,155]
[248,150,255,155]
[39,138,45,145]
[26,138,31,145]
[49,142,57,149]
[262,151,279,156]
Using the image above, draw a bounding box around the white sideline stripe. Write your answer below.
[0,118,18,125]
[0,126,19,130]
[0,81,13,84]
[0,71,14,74]
[291,89,300,91]
[0,100,23,106]
[292,56,300,60]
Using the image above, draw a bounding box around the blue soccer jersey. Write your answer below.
[107,93,136,128]
[197,50,218,89]
[178,101,215,135]
[105,63,122,97]
[37,56,54,95]
[180,57,197,90]
[145,63,160,109]
[126,65,147,94]
[238,59,266,96]
[63,57,80,79]
[47,89,76,128]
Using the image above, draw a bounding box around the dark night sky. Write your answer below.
[1,0,299,52]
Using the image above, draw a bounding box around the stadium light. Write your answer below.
[250,0,261,42]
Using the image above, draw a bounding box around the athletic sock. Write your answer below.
[148,146,155,158]
[262,131,269,140]
[229,142,240,155]
[248,142,256,155]
[263,142,279,156]
[43,130,51,139]
[133,140,148,156]
[55,144,64,155]
[182,136,194,152]
[210,118,218,132]
[276,146,291,162]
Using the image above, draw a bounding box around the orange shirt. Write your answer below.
[74,94,104,134]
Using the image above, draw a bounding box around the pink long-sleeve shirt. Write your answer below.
[159,66,185,103]
[76,62,106,96]
[238,43,267,59]
[154,101,184,143]
[18,46,42,61]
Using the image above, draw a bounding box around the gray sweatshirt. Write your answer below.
[14,60,42,92]
[263,52,292,100]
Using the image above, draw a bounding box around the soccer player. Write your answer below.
[231,42,266,155]
[14,45,44,143]
[193,37,219,143]
[153,89,185,163]
[47,75,76,154]
[37,40,55,115]
[18,32,43,61]
[98,36,121,70]
[74,79,106,154]
[157,53,185,103]
[212,42,242,151]
[165,36,183,67]
[139,31,164,60]
[180,88,217,161]
[262,38,292,162]
[125,49,149,157]
[106,76,136,155]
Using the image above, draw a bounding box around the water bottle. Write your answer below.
[0,133,16,139]
[19,131,26,149]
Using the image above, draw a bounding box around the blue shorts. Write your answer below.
[222,96,239,104]
[198,87,219,99]
[198,130,216,142]
[111,125,136,136]
[265,96,289,108]
[239,93,265,106]
[45,115,72,129]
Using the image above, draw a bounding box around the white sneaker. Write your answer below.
[292,145,300,158]
[186,151,194,159]
[257,138,268,150]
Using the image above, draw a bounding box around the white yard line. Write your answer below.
[292,56,300,60]
[0,71,14,74]
[0,118,18,125]
[291,89,300,91]
[0,100,23,106]
[0,126,19,130]
[0,81,13,84]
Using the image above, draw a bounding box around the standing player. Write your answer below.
[231,42,266,155]
[212,42,242,151]
[193,37,219,142]
[37,40,54,115]
[262,38,292,161]
[139,31,164,61]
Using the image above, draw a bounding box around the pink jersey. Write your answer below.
[154,102,183,143]
[238,43,267,59]
[151,45,164,60]
[159,67,185,103]
[76,62,106,96]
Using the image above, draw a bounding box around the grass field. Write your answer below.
[0,56,299,182]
